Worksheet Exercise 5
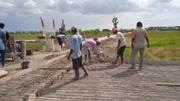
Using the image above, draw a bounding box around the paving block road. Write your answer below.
[36,63,180,101]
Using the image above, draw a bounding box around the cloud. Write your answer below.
[14,0,43,17]
[53,0,137,15]
[1,0,180,17]
[0,0,14,17]
[172,0,180,8]
[0,0,43,17]
[1,0,180,31]
[148,0,180,11]
[35,0,56,12]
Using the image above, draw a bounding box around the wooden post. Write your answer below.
[156,83,180,87]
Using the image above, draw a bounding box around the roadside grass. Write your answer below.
[124,31,180,61]
[26,42,45,51]
[13,33,41,40]
[13,33,45,51]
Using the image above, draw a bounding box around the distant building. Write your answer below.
[102,29,110,32]
[147,26,180,31]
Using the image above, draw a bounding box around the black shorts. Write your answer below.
[72,56,83,70]
[57,37,63,47]
[117,45,126,56]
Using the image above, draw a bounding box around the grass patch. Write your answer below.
[124,31,180,61]
[26,42,45,51]
[13,33,41,40]
[149,31,180,48]
[13,33,46,51]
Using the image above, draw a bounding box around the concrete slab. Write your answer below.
[0,50,69,85]
[36,63,180,101]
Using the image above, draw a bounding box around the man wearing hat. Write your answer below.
[67,26,88,80]
[112,28,127,64]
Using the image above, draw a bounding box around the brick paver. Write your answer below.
[36,63,180,101]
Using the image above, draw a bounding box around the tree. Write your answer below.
[112,16,119,28]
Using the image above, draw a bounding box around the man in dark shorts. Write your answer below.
[67,26,88,80]
[112,28,127,64]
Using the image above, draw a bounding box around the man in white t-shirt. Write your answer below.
[112,28,127,64]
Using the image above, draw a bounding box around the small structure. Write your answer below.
[43,19,67,52]
[102,29,110,32]
[5,35,22,61]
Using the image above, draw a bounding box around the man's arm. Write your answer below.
[92,42,98,55]
[117,39,121,51]
[145,37,150,48]
[80,43,82,51]
[116,33,121,51]
[68,37,73,60]
[131,29,136,49]
[2,32,6,49]
[131,38,135,49]
[67,49,73,60]
[78,34,83,51]
[144,30,150,48]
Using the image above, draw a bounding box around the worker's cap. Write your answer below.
[59,28,63,31]
[112,28,119,34]
[71,26,77,31]
[96,41,101,46]
[93,37,98,41]
[112,28,119,31]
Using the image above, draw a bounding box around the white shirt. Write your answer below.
[116,32,127,47]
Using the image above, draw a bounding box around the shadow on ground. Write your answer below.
[89,63,120,71]
[40,75,88,96]
[112,69,138,78]
[41,68,70,71]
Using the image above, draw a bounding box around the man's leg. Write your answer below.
[130,47,139,69]
[120,55,124,64]
[74,69,79,80]
[84,55,87,63]
[72,58,79,80]
[139,47,145,70]
[119,46,126,64]
[57,37,62,48]
[79,56,88,76]
[87,48,92,63]
[115,55,119,63]
[82,47,88,64]
[0,50,5,66]
[82,66,88,76]
[112,48,119,64]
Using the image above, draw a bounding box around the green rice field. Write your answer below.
[124,31,180,61]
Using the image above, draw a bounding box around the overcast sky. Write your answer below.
[0,0,180,32]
